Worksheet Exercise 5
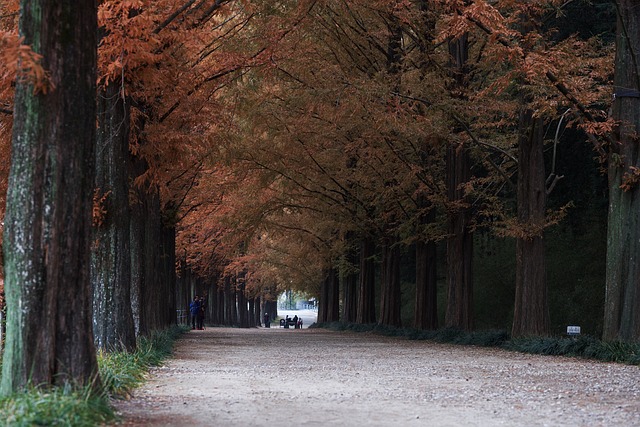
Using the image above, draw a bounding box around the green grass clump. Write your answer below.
[0,385,113,427]
[99,325,187,397]
[505,334,640,364]
[315,322,639,365]
[0,324,187,426]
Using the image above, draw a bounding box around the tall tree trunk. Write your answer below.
[319,267,340,323]
[445,142,473,331]
[216,286,225,325]
[91,82,136,351]
[415,204,438,330]
[512,111,549,338]
[444,32,473,332]
[160,223,177,327]
[327,267,340,322]
[318,278,328,322]
[356,237,377,324]
[342,233,359,323]
[604,0,640,342]
[130,192,144,336]
[1,0,99,392]
[342,270,358,323]
[140,187,164,334]
[264,299,277,322]
[131,183,176,335]
[238,280,249,328]
[230,280,239,326]
[379,238,401,327]
[223,276,233,325]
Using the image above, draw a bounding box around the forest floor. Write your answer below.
[111,324,640,426]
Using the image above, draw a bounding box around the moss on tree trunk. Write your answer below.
[1,0,98,393]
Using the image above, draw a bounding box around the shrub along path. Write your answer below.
[112,327,640,426]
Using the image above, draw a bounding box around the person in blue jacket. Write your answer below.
[189,295,201,330]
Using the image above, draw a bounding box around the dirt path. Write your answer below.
[112,327,640,426]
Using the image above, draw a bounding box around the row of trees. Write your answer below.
[177,0,639,343]
[0,0,638,393]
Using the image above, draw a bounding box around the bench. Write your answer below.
[279,318,299,328]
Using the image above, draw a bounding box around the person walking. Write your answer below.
[197,296,206,330]
[189,296,201,330]
[264,312,270,328]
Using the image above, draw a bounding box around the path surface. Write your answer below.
[112,327,640,426]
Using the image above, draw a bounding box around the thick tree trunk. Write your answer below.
[238,280,249,328]
[604,0,640,342]
[250,296,260,327]
[327,267,340,322]
[130,195,143,336]
[264,299,277,322]
[1,0,99,393]
[161,223,177,327]
[444,31,473,332]
[415,208,438,330]
[223,276,233,325]
[445,142,473,331]
[216,286,225,325]
[319,267,340,323]
[318,279,327,322]
[91,82,136,351]
[342,270,358,323]
[379,238,401,327]
[342,234,359,323]
[130,176,177,336]
[356,237,377,324]
[139,189,171,334]
[175,260,191,326]
[512,111,549,338]
[228,278,238,326]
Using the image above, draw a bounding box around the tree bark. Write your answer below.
[319,267,340,323]
[356,237,377,324]
[91,82,136,351]
[342,233,359,323]
[445,142,473,331]
[444,30,473,332]
[232,283,239,326]
[415,206,438,330]
[603,0,640,342]
[379,238,401,327]
[1,0,99,392]
[237,278,249,328]
[223,276,233,325]
[512,111,549,338]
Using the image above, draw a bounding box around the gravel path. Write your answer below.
[112,327,640,426]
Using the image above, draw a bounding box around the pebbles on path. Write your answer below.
[112,328,640,426]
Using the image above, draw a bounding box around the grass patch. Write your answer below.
[313,322,640,365]
[0,324,187,426]
[99,325,187,397]
[0,384,113,427]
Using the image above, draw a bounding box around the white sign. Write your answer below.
[567,325,581,335]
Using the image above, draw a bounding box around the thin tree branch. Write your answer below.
[153,0,197,34]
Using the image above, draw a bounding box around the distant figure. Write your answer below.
[299,317,303,329]
[293,315,299,329]
[264,312,270,328]
[197,297,206,330]
[189,296,200,330]
[285,315,290,329]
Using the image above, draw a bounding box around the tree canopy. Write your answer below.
[1,1,638,394]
